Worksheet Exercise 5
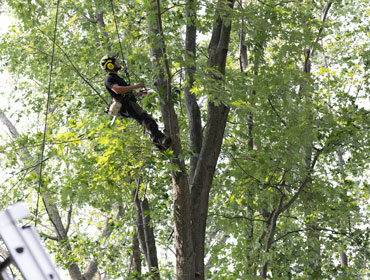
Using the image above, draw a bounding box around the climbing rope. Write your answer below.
[35,26,110,107]
[35,0,60,227]
[110,0,131,84]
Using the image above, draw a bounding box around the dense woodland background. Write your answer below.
[0,0,370,279]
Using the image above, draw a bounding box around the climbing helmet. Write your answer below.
[100,52,119,71]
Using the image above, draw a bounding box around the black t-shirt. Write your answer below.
[104,73,130,103]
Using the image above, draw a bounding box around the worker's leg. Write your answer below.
[126,101,169,147]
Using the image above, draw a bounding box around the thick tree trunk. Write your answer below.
[190,103,229,279]
[146,0,234,278]
[146,2,195,279]
[190,1,235,278]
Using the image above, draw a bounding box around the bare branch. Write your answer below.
[273,226,349,244]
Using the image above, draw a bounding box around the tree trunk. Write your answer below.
[184,0,202,181]
[131,230,142,279]
[146,0,235,278]
[340,251,348,267]
[239,19,254,150]
[146,1,195,279]
[96,12,111,52]
[134,182,159,278]
[261,195,285,278]
[190,1,235,278]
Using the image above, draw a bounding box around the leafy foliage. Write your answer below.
[0,0,369,279]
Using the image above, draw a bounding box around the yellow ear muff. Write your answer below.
[107,62,114,70]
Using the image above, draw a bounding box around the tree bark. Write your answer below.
[238,2,253,150]
[261,195,285,278]
[190,1,235,278]
[142,199,160,277]
[146,0,235,278]
[96,12,111,52]
[184,0,202,181]
[134,181,159,278]
[340,251,348,267]
[146,2,195,279]
[131,230,142,279]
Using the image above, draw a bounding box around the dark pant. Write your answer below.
[122,101,164,140]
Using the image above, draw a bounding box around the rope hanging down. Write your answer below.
[110,0,131,84]
[35,0,60,227]
[35,26,110,107]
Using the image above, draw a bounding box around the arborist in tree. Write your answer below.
[101,52,171,150]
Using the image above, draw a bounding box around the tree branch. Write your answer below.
[40,232,59,241]
[1,135,99,154]
[65,204,73,235]
[267,98,287,127]
[161,3,188,15]
[83,206,125,280]
[311,2,333,57]
[210,213,268,223]
[279,150,321,214]
[273,226,350,244]
[184,0,202,182]
[35,26,109,106]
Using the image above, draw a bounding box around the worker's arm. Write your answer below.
[111,82,145,95]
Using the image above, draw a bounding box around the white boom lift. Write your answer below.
[0,203,61,280]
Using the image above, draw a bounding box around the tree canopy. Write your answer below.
[0,0,369,279]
